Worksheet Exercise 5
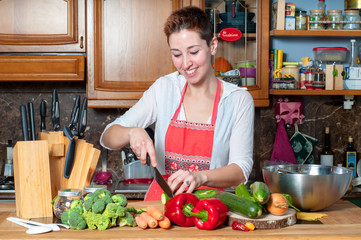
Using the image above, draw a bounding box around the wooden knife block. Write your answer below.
[13,140,53,219]
[13,132,101,219]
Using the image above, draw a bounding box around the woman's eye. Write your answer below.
[190,51,199,55]
[173,54,181,58]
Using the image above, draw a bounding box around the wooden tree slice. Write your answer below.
[228,208,297,229]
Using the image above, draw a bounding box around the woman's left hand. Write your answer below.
[167,170,206,195]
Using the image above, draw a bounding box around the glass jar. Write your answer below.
[327,10,343,30]
[295,11,307,30]
[344,10,361,30]
[309,10,325,30]
[53,189,82,219]
[83,185,107,195]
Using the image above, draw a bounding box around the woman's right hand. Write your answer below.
[128,127,157,167]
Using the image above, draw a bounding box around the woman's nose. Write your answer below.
[182,55,192,69]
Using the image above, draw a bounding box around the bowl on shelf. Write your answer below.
[263,164,352,211]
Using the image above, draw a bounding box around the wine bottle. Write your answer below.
[320,127,334,166]
[345,136,357,179]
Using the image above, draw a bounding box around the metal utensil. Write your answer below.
[7,217,52,234]
[7,217,69,231]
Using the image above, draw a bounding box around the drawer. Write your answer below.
[0,55,85,81]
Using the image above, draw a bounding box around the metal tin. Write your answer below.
[53,189,82,219]
[84,185,107,194]
[345,0,361,10]
[310,10,325,30]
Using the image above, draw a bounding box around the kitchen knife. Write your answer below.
[40,100,46,132]
[20,105,29,141]
[146,155,174,198]
[63,126,76,178]
[51,89,61,131]
[68,96,80,136]
[78,97,87,139]
[27,102,36,140]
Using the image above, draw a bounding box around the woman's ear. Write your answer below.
[210,36,218,56]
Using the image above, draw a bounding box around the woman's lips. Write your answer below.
[184,68,197,77]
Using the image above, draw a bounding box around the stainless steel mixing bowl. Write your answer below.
[262,164,352,211]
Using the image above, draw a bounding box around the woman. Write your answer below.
[100,6,254,196]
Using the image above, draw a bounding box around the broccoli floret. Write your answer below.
[102,203,125,226]
[84,192,98,202]
[68,208,86,230]
[117,212,136,227]
[92,198,106,214]
[83,211,98,230]
[83,198,94,212]
[61,210,69,225]
[96,214,111,231]
[70,199,83,212]
[112,194,127,207]
[93,189,111,199]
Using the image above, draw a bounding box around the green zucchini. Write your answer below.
[235,183,255,202]
[193,189,219,200]
[215,192,262,219]
[250,181,270,205]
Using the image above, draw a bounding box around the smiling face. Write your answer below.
[169,30,217,85]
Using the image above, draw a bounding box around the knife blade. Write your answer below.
[146,155,174,198]
[27,101,36,140]
[20,105,29,141]
[63,126,77,178]
[40,100,46,132]
[51,89,61,131]
[78,97,87,139]
[68,96,80,136]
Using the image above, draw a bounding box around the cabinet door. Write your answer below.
[203,0,269,107]
[87,0,175,108]
[0,0,85,52]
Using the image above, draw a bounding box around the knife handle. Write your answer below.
[27,102,36,140]
[20,105,29,141]
[64,139,76,178]
[40,100,46,132]
[78,97,87,139]
[51,89,60,131]
[68,96,80,132]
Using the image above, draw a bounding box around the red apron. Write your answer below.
[144,80,221,201]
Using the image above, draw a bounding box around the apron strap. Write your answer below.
[172,80,221,125]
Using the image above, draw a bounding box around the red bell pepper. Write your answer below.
[164,193,199,227]
[183,198,228,230]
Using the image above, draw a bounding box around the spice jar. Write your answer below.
[304,72,314,90]
[327,10,343,30]
[53,189,82,219]
[313,71,325,89]
[282,65,300,89]
[310,10,325,30]
[296,11,307,30]
[344,10,361,30]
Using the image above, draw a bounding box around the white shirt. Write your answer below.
[100,71,255,183]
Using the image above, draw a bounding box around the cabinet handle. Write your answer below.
[80,36,84,49]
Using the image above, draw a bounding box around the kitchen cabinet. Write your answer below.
[0,0,85,81]
[87,0,270,108]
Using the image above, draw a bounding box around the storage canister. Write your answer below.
[282,65,300,89]
[327,10,343,30]
[344,9,361,30]
[83,185,107,195]
[296,10,307,30]
[309,10,325,30]
[53,188,82,219]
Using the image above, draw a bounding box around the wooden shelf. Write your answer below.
[270,89,361,95]
[270,30,361,37]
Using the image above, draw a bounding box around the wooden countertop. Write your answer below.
[1,200,361,240]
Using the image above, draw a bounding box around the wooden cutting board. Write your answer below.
[228,209,297,229]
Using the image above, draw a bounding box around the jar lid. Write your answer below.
[313,47,347,51]
[296,10,307,14]
[84,185,107,193]
[58,188,82,197]
[327,10,342,13]
[310,9,325,13]
[345,9,360,13]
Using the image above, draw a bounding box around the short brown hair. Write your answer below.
[164,6,213,46]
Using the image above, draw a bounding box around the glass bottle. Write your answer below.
[349,39,359,67]
[345,137,357,179]
[295,11,307,30]
[320,127,334,166]
[53,189,82,219]
[317,0,326,12]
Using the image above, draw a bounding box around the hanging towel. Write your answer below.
[270,119,297,164]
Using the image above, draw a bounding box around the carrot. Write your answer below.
[135,216,148,229]
[158,216,171,229]
[140,212,158,228]
[146,205,164,221]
